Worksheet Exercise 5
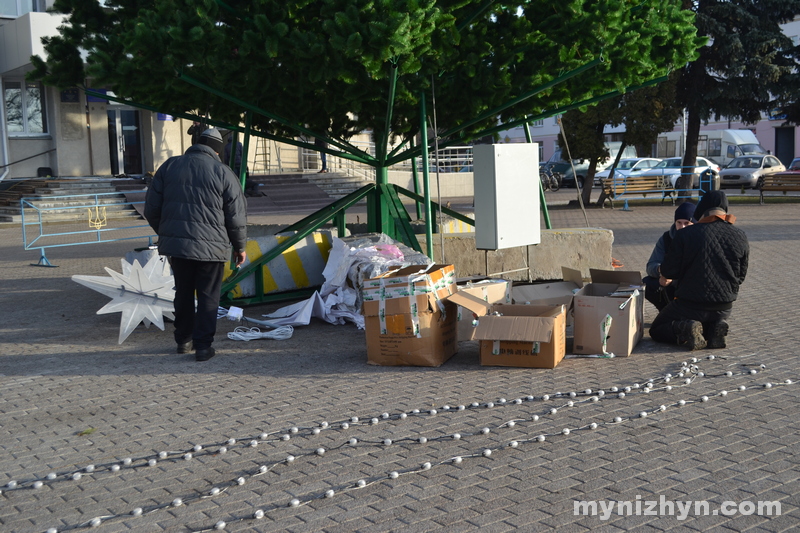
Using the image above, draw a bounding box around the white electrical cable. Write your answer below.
[227,326,294,341]
[217,306,294,341]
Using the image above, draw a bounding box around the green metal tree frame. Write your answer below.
[86,69,667,307]
[81,0,671,308]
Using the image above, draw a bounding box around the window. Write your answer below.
[697,135,708,156]
[531,119,544,127]
[3,80,47,135]
[0,0,46,17]
[708,138,722,157]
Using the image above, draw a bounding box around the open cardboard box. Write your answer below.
[452,278,512,341]
[362,264,458,367]
[362,263,456,303]
[572,268,644,357]
[511,267,583,326]
[472,303,567,368]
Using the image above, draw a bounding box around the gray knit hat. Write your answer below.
[198,128,224,154]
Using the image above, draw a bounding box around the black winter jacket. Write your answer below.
[660,217,748,309]
[144,144,247,262]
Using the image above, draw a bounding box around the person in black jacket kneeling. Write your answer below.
[649,191,749,350]
[145,128,248,361]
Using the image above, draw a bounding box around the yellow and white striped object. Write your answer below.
[224,230,333,298]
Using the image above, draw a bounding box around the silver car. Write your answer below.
[641,156,721,189]
[593,157,662,186]
[720,155,785,189]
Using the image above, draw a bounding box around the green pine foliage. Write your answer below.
[679,0,800,126]
[30,0,702,157]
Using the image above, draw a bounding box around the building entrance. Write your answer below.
[107,108,143,175]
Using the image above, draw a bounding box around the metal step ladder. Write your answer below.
[253,137,283,174]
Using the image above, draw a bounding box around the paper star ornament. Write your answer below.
[72,254,175,343]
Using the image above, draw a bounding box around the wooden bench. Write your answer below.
[600,175,670,208]
[759,172,800,204]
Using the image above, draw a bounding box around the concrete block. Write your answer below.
[419,227,613,281]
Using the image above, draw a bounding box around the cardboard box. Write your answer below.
[511,267,583,326]
[362,264,457,303]
[511,267,583,307]
[452,279,512,341]
[473,304,567,368]
[363,296,457,367]
[572,269,644,357]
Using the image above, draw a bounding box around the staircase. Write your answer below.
[305,171,373,199]
[245,173,336,215]
[0,178,142,224]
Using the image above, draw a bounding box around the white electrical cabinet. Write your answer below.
[473,143,541,250]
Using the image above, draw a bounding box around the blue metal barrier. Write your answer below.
[652,167,718,202]
[21,192,154,267]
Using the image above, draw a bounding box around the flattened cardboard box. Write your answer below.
[452,279,512,341]
[572,269,644,357]
[474,304,567,369]
[363,295,457,367]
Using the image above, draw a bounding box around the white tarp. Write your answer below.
[262,234,431,328]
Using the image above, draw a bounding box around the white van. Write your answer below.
[656,129,767,168]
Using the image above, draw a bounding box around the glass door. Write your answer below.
[107,108,143,175]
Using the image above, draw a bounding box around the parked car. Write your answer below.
[593,158,662,186]
[542,143,638,188]
[786,157,800,171]
[719,155,786,189]
[641,157,721,189]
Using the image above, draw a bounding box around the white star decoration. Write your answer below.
[72,254,175,344]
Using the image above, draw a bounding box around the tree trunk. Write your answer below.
[677,109,701,196]
[595,141,627,206]
[581,159,598,205]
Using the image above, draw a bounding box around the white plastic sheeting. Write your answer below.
[262,234,431,328]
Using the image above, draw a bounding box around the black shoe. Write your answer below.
[177,341,193,354]
[674,320,707,350]
[195,347,216,361]
[705,320,729,349]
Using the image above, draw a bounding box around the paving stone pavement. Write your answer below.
[1,199,799,533]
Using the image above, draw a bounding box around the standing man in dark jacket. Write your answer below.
[187,120,206,145]
[145,128,247,361]
[649,191,748,350]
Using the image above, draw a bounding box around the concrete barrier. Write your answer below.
[247,223,613,285]
[418,228,613,281]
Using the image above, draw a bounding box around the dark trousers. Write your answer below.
[643,275,675,312]
[649,299,732,345]
[170,258,224,351]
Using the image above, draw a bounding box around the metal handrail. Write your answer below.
[0,148,57,169]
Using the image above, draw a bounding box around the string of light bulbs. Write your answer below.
[1,354,792,533]
[3,356,712,494]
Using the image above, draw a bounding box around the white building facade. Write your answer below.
[0,1,211,181]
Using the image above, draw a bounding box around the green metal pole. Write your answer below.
[241,112,252,189]
[524,120,551,230]
[410,137,421,220]
[371,62,400,240]
[376,164,393,237]
[419,92,433,259]
[228,130,238,173]
[377,64,398,164]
